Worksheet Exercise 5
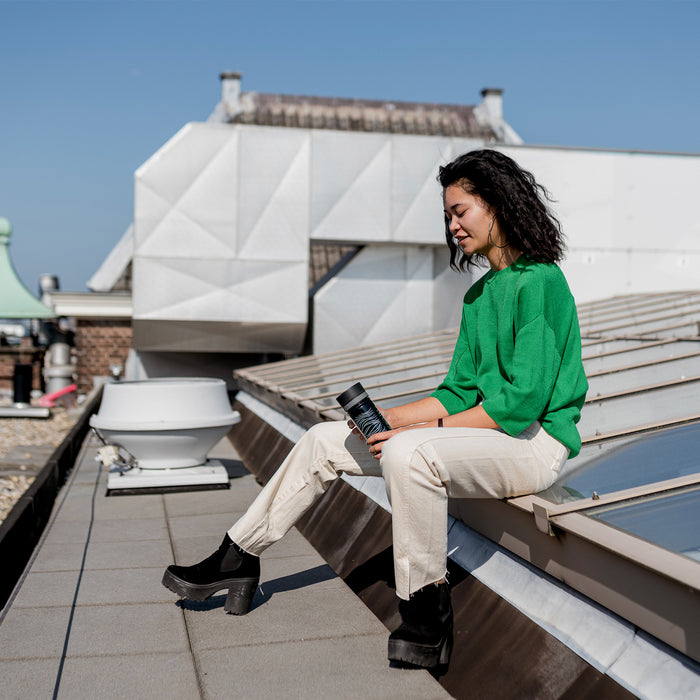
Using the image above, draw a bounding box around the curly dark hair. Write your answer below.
[438,149,566,270]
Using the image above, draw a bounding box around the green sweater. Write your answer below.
[431,257,588,458]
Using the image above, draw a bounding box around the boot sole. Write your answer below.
[161,568,258,615]
[388,632,453,669]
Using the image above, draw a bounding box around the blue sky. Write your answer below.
[1,0,698,292]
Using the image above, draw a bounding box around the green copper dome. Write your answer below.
[0,218,55,319]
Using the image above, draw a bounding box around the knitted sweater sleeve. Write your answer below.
[430,296,480,414]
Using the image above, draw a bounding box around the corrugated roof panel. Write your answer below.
[586,352,700,396]
[583,338,700,372]
[580,377,700,438]
[237,291,700,450]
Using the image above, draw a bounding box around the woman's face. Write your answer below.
[443,184,506,267]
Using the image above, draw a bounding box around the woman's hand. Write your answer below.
[349,402,499,459]
[346,408,406,459]
[366,426,411,459]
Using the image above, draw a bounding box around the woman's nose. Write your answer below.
[448,217,460,233]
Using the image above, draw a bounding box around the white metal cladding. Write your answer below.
[133,258,308,323]
[309,132,482,244]
[133,123,310,325]
[129,120,700,355]
[311,245,471,355]
[495,146,700,302]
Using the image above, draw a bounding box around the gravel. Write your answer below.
[0,474,36,523]
[0,403,80,524]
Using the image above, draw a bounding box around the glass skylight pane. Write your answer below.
[586,487,700,563]
[543,422,700,501]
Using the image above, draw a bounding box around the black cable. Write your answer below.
[52,445,103,699]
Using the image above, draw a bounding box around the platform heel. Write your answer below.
[438,630,454,666]
[162,534,260,615]
[387,582,453,669]
[224,578,259,615]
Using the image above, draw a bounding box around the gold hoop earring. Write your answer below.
[488,215,508,249]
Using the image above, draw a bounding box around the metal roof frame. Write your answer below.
[233,290,700,663]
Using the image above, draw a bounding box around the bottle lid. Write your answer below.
[336,382,366,408]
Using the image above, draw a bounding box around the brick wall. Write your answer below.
[75,319,132,394]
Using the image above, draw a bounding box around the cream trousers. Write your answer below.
[228,420,568,600]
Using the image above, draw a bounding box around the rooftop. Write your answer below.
[232,289,700,691]
[208,72,522,143]
[0,433,449,698]
[1,290,699,698]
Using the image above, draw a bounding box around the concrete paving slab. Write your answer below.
[0,657,62,698]
[254,558,346,600]
[163,479,262,517]
[9,570,82,608]
[53,490,166,521]
[64,602,191,657]
[63,464,108,484]
[0,431,452,699]
[197,637,451,699]
[182,579,356,654]
[208,436,242,459]
[43,516,169,544]
[51,480,102,497]
[167,511,249,540]
[10,567,174,608]
[54,652,201,700]
[26,540,92,572]
[72,567,176,606]
[261,527,329,560]
[0,606,75,659]
[184,571,384,651]
[171,530,321,568]
[31,538,174,572]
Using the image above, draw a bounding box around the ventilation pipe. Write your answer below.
[38,275,77,395]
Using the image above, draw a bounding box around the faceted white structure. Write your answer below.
[116,118,700,365]
[133,124,311,354]
[312,245,469,355]
[131,122,484,356]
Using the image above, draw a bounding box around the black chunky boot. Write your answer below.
[162,534,260,615]
[387,582,453,669]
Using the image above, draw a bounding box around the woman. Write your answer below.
[162,149,588,670]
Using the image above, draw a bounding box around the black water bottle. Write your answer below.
[336,382,391,438]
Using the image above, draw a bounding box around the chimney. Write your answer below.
[480,87,504,122]
[220,71,243,118]
[473,87,522,145]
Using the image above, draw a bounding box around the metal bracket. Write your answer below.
[532,502,555,536]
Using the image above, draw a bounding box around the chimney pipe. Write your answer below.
[480,87,504,121]
[220,71,243,118]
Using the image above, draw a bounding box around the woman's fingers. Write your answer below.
[367,427,404,459]
[347,419,365,441]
